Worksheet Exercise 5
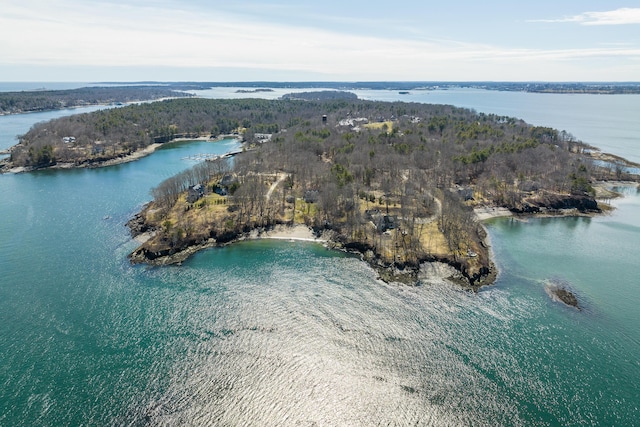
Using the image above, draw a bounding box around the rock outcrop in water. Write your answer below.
[553,287,579,308]
[126,210,152,237]
[545,279,580,309]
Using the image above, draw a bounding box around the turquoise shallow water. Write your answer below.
[1,91,639,425]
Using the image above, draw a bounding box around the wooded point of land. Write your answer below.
[5,94,635,285]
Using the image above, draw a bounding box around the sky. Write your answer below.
[1,0,640,82]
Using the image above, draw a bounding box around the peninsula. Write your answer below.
[3,95,637,287]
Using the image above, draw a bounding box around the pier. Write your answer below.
[181,148,245,161]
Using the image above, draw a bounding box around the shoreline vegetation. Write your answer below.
[0,135,242,174]
[3,91,639,289]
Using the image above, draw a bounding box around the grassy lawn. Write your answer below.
[363,121,393,133]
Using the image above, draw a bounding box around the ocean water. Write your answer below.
[0,89,639,426]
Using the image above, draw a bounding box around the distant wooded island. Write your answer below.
[3,90,637,287]
[142,81,640,94]
[46,80,640,95]
[235,89,275,93]
[1,81,638,118]
[281,91,359,101]
[0,86,192,115]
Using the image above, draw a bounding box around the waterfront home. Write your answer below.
[187,184,205,203]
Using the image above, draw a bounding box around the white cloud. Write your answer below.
[1,0,639,81]
[532,7,640,26]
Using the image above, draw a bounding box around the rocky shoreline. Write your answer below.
[124,182,635,291]
[127,210,498,290]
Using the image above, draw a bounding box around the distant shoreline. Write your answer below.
[0,103,109,117]
[0,96,187,117]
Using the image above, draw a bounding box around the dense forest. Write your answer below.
[15,95,613,285]
[0,86,191,115]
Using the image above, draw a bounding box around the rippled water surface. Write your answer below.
[119,236,640,426]
[1,90,639,426]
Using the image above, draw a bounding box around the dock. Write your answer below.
[181,148,245,161]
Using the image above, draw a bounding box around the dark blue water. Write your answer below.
[1,90,639,426]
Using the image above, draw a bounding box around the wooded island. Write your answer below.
[4,94,636,287]
[0,85,192,116]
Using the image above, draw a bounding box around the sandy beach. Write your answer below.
[97,143,163,167]
[474,206,513,221]
[257,224,326,242]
